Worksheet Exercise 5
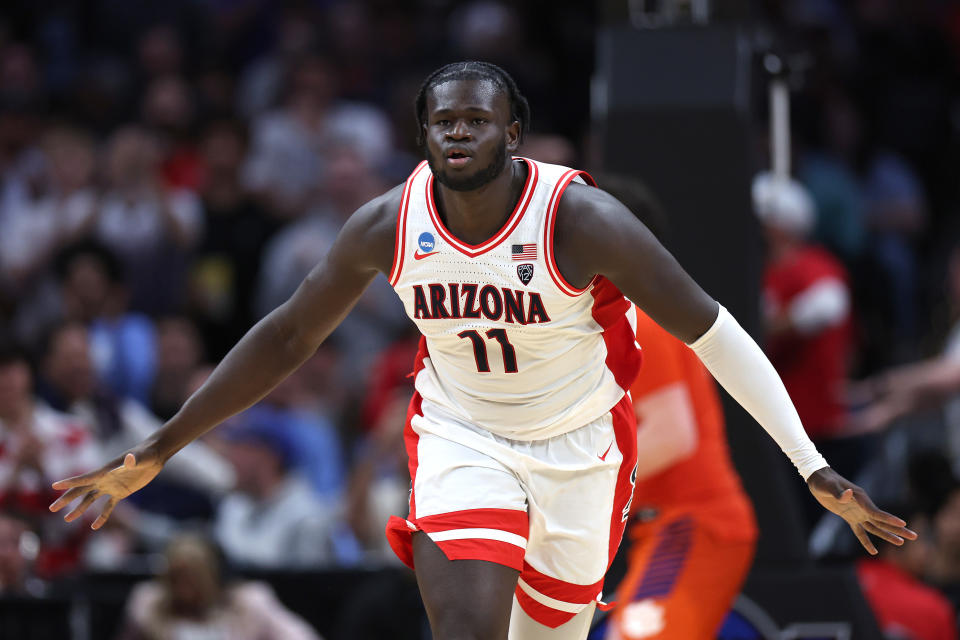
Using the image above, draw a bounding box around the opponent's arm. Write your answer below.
[634,383,698,479]
[50,186,402,528]
[555,184,916,552]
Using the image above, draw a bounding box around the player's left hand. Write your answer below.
[806,467,918,555]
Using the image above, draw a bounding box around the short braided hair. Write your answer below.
[414,61,531,147]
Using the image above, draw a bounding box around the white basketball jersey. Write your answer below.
[389,157,641,440]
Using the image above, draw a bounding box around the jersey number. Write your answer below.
[457,329,518,373]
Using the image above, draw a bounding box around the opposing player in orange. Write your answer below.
[600,177,757,640]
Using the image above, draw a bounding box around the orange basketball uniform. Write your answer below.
[608,310,758,640]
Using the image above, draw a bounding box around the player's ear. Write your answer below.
[506,120,521,151]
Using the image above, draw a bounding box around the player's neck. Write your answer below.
[435,160,526,246]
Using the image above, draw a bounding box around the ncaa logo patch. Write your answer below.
[418,232,436,253]
[517,263,534,285]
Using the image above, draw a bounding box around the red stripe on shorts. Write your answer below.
[432,538,525,570]
[520,561,603,605]
[514,586,580,628]
[417,508,528,537]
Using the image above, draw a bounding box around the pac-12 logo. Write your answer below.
[517,263,534,285]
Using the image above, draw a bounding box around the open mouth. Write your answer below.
[446,150,471,167]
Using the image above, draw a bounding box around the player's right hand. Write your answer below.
[48,447,164,530]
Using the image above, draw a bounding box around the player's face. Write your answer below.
[423,79,520,192]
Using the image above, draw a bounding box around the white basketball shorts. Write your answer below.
[386,391,638,628]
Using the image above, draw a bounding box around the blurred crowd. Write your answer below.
[1,0,960,637]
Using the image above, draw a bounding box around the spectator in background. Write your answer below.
[242,54,395,219]
[850,244,960,475]
[150,317,206,422]
[213,415,350,569]
[753,173,862,526]
[94,125,203,314]
[0,126,98,294]
[754,174,853,442]
[141,74,202,191]
[36,321,233,501]
[117,532,321,640]
[251,348,347,500]
[0,514,44,596]
[190,119,278,360]
[0,337,101,578]
[346,342,418,560]
[255,142,405,383]
[799,86,927,366]
[55,241,158,405]
[235,6,321,119]
[856,500,956,640]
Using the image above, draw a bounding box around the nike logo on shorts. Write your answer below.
[599,441,614,461]
[414,251,437,260]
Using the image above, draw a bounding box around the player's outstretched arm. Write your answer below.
[50,186,402,528]
[554,183,917,553]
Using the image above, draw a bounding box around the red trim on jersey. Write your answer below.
[514,588,580,628]
[521,562,604,604]
[406,337,429,518]
[607,394,638,567]
[543,168,598,296]
[425,158,538,258]
[590,277,643,392]
[388,160,429,286]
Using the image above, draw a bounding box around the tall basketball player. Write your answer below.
[50,62,915,640]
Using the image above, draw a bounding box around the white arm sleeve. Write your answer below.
[687,304,829,480]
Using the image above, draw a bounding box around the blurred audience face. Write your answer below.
[162,535,221,616]
[200,124,246,181]
[138,25,183,78]
[227,439,286,499]
[105,126,160,188]
[321,144,376,213]
[288,56,337,109]
[156,317,203,378]
[0,357,32,420]
[142,75,195,133]
[62,255,112,320]
[0,44,40,99]
[43,323,95,404]
[42,128,96,194]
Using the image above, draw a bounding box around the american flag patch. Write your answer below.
[511,244,537,260]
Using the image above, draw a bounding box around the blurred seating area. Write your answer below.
[1,0,960,638]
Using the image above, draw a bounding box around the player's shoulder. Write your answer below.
[553,175,633,241]
[350,182,406,231]
[334,182,406,274]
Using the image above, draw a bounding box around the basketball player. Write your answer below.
[50,62,915,640]
[597,177,757,639]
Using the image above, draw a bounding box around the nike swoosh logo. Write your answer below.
[599,441,614,461]
[414,251,437,260]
